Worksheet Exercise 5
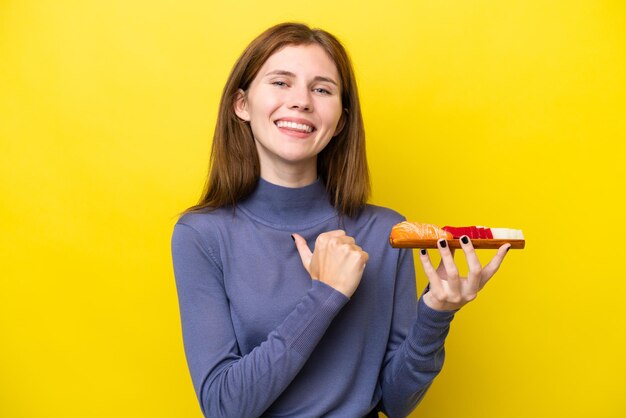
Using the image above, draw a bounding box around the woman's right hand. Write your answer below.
[292,230,369,298]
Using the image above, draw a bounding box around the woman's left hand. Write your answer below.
[419,236,510,312]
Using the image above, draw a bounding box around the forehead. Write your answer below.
[259,44,340,81]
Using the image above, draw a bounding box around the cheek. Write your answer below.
[325,106,343,130]
[248,91,279,118]
[248,99,279,135]
[326,99,343,121]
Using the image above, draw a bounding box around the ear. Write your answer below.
[233,89,250,122]
[333,108,348,137]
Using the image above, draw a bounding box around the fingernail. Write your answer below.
[291,234,295,241]
[420,249,426,255]
[461,236,469,244]
[506,245,510,252]
[439,239,447,248]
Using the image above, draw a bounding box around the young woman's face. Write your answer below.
[235,44,344,184]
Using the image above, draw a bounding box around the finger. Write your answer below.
[342,242,366,266]
[292,233,313,273]
[418,249,443,293]
[315,229,347,249]
[480,244,511,286]
[435,258,448,277]
[337,235,356,246]
[437,239,460,293]
[358,250,369,271]
[325,229,347,237]
[435,246,453,275]
[436,247,455,278]
[459,236,482,288]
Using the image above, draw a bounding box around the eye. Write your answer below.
[272,81,288,87]
[314,87,332,95]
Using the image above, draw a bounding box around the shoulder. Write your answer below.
[175,208,234,235]
[358,204,406,226]
[172,209,235,263]
[345,204,405,238]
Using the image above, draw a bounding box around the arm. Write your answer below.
[379,236,511,417]
[378,247,456,418]
[171,222,348,417]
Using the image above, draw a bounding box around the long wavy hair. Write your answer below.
[184,22,370,217]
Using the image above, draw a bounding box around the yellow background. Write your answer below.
[1,0,625,417]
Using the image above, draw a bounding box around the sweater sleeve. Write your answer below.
[378,248,457,418]
[171,222,349,418]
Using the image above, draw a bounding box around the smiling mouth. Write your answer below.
[274,120,316,133]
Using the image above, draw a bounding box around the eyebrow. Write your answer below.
[264,70,339,87]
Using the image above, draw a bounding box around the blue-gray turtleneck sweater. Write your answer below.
[171,178,456,418]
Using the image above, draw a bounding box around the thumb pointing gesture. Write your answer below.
[292,233,313,275]
[291,230,368,298]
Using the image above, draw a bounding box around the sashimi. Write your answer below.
[390,222,525,249]
[390,222,453,241]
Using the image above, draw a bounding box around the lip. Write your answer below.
[273,117,317,131]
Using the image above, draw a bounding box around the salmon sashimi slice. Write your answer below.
[390,222,453,241]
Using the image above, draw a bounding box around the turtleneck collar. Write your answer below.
[238,177,338,229]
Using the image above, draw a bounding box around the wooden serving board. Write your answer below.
[389,239,525,249]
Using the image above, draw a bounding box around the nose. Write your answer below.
[288,86,312,112]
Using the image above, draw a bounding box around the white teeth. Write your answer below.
[275,120,314,133]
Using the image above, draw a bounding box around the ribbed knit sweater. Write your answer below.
[171,178,456,418]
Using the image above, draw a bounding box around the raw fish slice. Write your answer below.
[390,222,453,241]
[391,222,524,249]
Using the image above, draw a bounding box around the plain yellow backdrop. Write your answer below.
[1,1,625,417]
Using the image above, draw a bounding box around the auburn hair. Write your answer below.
[184,22,370,217]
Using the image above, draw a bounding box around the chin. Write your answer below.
[276,151,317,165]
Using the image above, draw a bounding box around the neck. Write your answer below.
[238,177,336,228]
[259,159,318,188]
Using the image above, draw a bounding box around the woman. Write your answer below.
[171,22,509,418]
